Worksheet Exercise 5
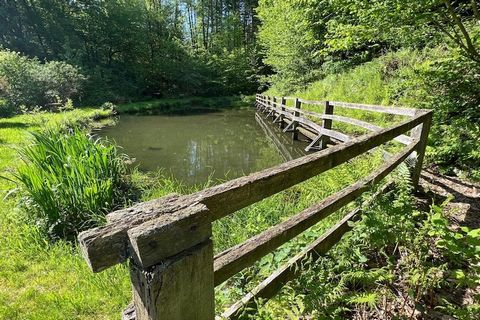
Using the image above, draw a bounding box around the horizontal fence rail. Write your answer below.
[256,95,413,149]
[78,95,432,320]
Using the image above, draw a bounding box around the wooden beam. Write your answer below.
[78,194,195,272]
[263,96,420,117]
[305,134,323,152]
[298,116,350,142]
[128,203,211,268]
[410,110,433,188]
[298,98,326,106]
[292,98,301,140]
[323,114,412,145]
[213,141,417,286]
[130,240,214,320]
[106,193,180,224]
[279,97,286,129]
[319,101,333,149]
[329,101,418,117]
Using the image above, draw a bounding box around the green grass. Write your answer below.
[265,51,422,136]
[0,109,131,320]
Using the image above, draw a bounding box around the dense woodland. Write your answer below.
[1,0,480,319]
[0,0,261,104]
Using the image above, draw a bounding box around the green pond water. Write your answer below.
[99,108,308,185]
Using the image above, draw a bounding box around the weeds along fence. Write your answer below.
[78,94,432,320]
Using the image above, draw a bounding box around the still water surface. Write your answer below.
[99,108,307,185]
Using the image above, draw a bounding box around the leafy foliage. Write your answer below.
[267,170,480,319]
[256,0,322,91]
[0,50,85,111]
[0,0,261,103]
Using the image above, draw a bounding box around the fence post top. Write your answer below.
[78,194,210,272]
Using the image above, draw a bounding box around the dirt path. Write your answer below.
[417,168,480,230]
[415,168,480,318]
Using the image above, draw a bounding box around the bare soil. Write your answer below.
[417,167,480,231]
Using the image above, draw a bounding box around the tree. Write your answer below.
[324,0,480,63]
[256,0,327,91]
[0,0,261,102]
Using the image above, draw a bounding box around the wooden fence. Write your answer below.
[78,94,432,320]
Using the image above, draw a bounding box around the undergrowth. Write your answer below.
[0,108,132,319]
[247,166,480,319]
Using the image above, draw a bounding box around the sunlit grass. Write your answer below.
[0,109,131,320]
[265,54,415,132]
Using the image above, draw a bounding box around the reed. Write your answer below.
[13,127,129,240]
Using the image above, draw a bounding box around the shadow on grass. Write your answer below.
[0,122,29,129]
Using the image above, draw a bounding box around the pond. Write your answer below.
[99,108,308,185]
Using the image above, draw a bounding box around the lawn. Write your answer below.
[0,109,131,320]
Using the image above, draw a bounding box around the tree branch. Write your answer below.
[443,0,480,60]
[471,0,480,21]
[432,19,470,53]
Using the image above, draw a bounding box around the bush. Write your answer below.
[0,50,86,111]
[0,98,14,117]
[388,49,480,178]
[13,127,129,240]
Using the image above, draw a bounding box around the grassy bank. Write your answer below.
[115,96,253,115]
[0,109,132,319]
[266,48,480,180]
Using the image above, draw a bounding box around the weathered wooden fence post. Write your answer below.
[280,97,286,128]
[271,97,277,118]
[293,98,301,140]
[319,101,333,149]
[264,96,269,114]
[410,110,433,189]
[126,204,215,320]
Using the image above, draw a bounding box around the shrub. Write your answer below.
[13,127,129,240]
[0,98,14,117]
[0,50,86,111]
[388,49,480,178]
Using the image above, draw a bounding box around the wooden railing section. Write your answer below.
[78,95,432,320]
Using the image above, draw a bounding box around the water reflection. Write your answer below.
[99,108,307,185]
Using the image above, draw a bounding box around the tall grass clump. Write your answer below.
[13,127,130,240]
